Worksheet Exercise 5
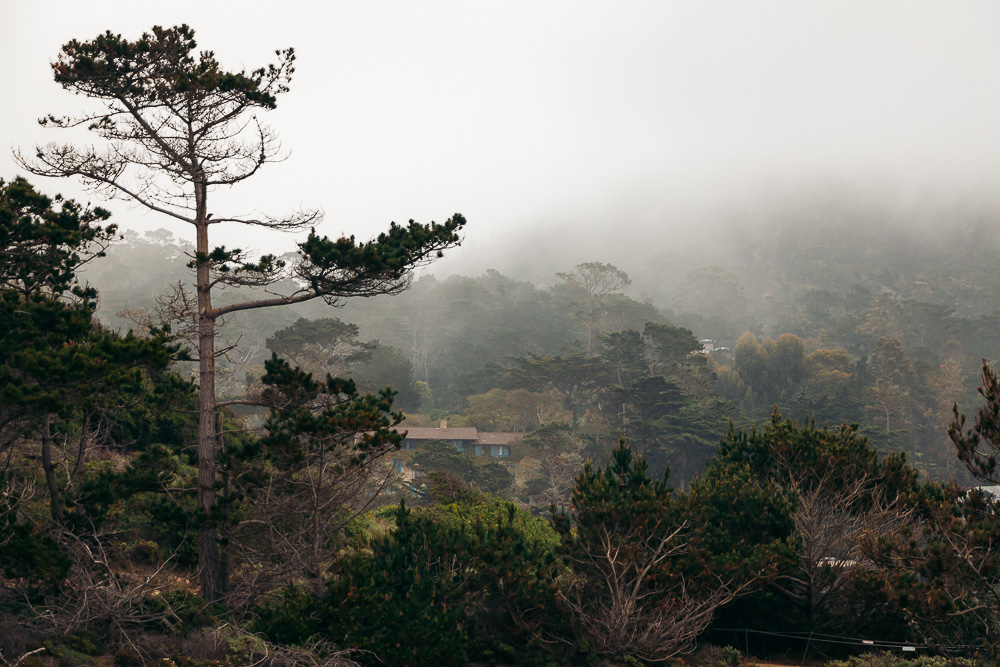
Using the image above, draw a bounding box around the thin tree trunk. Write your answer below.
[312,500,323,597]
[216,410,231,597]
[71,412,90,485]
[41,415,64,525]
[195,198,226,602]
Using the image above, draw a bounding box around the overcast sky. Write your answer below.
[4,1,1000,279]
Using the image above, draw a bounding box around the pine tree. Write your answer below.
[18,25,464,601]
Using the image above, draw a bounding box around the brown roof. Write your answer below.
[475,432,522,445]
[396,426,480,441]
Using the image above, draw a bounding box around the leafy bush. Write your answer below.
[41,631,102,666]
[141,590,227,636]
[256,497,566,666]
[0,522,71,586]
[124,539,162,566]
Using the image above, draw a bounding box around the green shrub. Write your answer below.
[42,634,99,666]
[256,499,566,666]
[141,590,227,636]
[0,522,71,586]
[692,644,744,666]
[124,539,162,566]
[250,584,318,646]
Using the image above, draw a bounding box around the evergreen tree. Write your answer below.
[713,411,919,629]
[19,25,464,601]
[554,441,795,662]
[0,177,177,526]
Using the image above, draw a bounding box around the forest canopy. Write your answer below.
[4,18,1000,667]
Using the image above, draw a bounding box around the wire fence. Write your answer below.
[708,627,978,664]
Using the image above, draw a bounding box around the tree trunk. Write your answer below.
[311,501,323,597]
[216,410,231,597]
[41,415,64,525]
[195,205,226,602]
[70,412,90,486]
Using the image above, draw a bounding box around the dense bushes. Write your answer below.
[256,491,566,666]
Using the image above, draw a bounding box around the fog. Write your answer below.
[4,1,1000,288]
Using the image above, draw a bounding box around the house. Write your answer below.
[396,420,518,458]
[389,420,522,483]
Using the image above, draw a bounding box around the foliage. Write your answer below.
[554,441,795,662]
[227,354,404,597]
[0,176,114,298]
[556,261,632,356]
[0,510,71,586]
[690,644,745,667]
[712,411,920,635]
[265,317,374,379]
[670,265,750,321]
[842,362,1000,657]
[420,474,559,550]
[0,177,179,532]
[348,343,421,411]
[601,322,727,484]
[464,387,567,433]
[408,440,513,496]
[520,423,585,508]
[507,352,606,414]
[140,590,227,636]
[949,360,1000,484]
[731,332,806,406]
[850,364,1000,657]
[256,497,565,666]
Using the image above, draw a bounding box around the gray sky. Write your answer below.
[4,1,1000,279]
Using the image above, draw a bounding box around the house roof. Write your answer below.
[397,426,480,441]
[476,432,521,445]
[393,426,524,446]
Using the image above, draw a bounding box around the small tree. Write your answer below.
[265,317,374,379]
[229,355,404,602]
[0,177,176,525]
[18,25,465,601]
[256,498,565,666]
[507,353,605,415]
[950,360,1000,484]
[409,440,513,496]
[714,411,918,626]
[554,442,795,662]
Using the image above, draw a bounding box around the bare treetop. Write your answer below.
[556,261,631,299]
[556,261,631,356]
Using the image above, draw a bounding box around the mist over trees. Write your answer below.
[80,204,1000,480]
[30,178,997,663]
[7,18,1000,667]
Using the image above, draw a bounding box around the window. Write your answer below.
[474,445,484,457]
[490,445,510,458]
[402,439,415,450]
[391,459,403,473]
